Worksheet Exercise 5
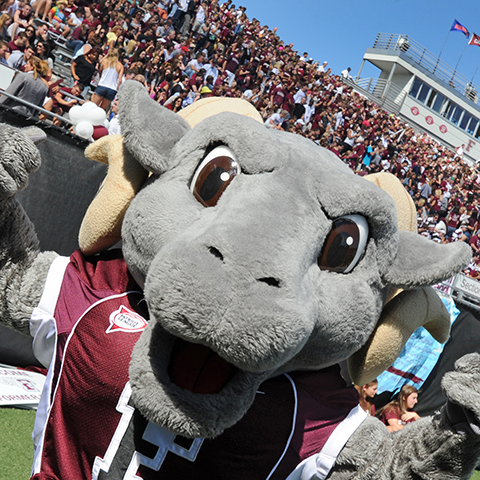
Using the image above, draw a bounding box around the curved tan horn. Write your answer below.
[348,286,451,385]
[178,96,263,127]
[79,135,148,255]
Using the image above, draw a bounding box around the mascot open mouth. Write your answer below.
[168,338,238,394]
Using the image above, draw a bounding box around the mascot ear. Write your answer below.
[118,80,191,175]
[384,231,471,288]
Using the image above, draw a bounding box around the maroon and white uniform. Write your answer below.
[30,250,366,480]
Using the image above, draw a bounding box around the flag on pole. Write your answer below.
[451,19,469,38]
[469,33,480,47]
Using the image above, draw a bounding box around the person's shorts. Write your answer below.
[95,85,117,101]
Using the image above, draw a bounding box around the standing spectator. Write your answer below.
[91,48,124,111]
[191,1,205,39]
[222,47,241,87]
[70,47,100,97]
[341,67,352,80]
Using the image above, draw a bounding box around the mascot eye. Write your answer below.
[318,214,369,274]
[190,146,240,207]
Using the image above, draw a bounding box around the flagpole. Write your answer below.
[434,31,451,74]
[469,35,480,84]
[454,41,469,73]
[471,62,480,84]
[438,31,451,60]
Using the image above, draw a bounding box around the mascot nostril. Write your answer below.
[257,277,281,288]
[1,82,479,479]
[208,246,224,261]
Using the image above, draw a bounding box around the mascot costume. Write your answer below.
[0,80,480,479]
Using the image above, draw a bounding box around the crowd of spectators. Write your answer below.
[1,0,480,279]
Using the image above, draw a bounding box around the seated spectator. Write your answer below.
[6,30,28,58]
[0,55,49,116]
[464,254,480,279]
[377,385,420,432]
[0,39,9,65]
[7,3,33,41]
[48,0,70,38]
[0,13,12,39]
[355,379,378,416]
[188,67,205,94]
[24,25,36,47]
[66,21,88,56]
[7,42,34,69]
[264,109,287,130]
[34,23,49,44]
[32,0,52,22]
[184,51,205,78]
[41,82,83,125]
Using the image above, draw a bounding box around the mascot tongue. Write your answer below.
[168,339,237,394]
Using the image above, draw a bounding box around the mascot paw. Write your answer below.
[0,124,43,199]
[442,353,480,435]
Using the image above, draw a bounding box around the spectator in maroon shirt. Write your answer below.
[223,47,241,86]
[188,68,205,94]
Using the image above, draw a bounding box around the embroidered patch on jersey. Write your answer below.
[106,306,148,334]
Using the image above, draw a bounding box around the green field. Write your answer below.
[0,408,36,480]
[1,407,479,479]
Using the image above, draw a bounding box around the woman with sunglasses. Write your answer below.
[24,25,36,47]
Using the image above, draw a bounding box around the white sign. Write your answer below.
[454,274,480,300]
[0,367,46,408]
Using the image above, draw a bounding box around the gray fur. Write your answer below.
[0,80,479,478]
[118,80,191,175]
[331,413,480,480]
[331,355,480,479]
[121,88,470,437]
[0,126,55,334]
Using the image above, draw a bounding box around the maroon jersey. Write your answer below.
[31,250,362,479]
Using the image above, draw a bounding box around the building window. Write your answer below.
[431,92,446,113]
[410,76,480,140]
[410,77,422,98]
[460,111,472,131]
[417,83,431,104]
[467,117,478,136]
[450,105,463,125]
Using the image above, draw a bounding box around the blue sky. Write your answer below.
[236,0,480,84]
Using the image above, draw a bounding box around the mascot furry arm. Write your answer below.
[0,80,479,479]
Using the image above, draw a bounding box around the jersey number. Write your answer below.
[92,383,204,479]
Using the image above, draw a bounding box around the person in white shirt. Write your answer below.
[108,99,121,135]
[264,109,287,130]
[341,67,352,80]
[191,1,205,37]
